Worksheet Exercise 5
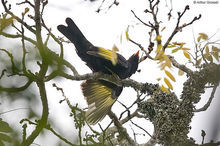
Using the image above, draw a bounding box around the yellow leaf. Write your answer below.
[161,85,168,92]
[208,55,213,62]
[197,36,202,42]
[199,33,208,40]
[173,42,185,46]
[182,48,191,51]
[155,35,162,41]
[205,46,210,56]
[212,46,220,52]
[183,50,191,60]
[172,48,180,53]
[196,58,202,67]
[167,45,176,48]
[212,51,219,62]
[204,54,213,62]
[125,27,129,40]
[165,70,176,82]
[163,55,172,68]
[178,69,184,76]
[159,63,166,70]
[120,33,123,43]
[157,77,161,81]
[164,77,173,90]
[22,7,29,16]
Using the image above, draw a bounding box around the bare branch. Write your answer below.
[163,5,201,50]
[130,120,153,138]
[131,10,152,27]
[168,55,194,76]
[0,79,33,92]
[16,0,34,8]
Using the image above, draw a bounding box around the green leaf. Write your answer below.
[199,33,208,40]
[0,16,14,31]
[212,46,220,52]
[205,46,210,56]
[0,133,12,142]
[0,120,12,133]
[211,46,220,61]
[167,45,176,48]
[212,51,219,62]
[204,53,213,62]
[172,48,180,53]
[0,140,4,146]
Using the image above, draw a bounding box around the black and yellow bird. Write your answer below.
[57,18,139,125]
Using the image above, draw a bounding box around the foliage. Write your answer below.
[0,0,219,146]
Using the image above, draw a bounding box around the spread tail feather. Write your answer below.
[81,80,116,125]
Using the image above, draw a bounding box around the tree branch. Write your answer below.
[163,5,201,50]
[21,0,49,145]
[108,111,135,145]
[0,79,33,92]
[1,0,36,33]
[194,83,219,112]
[168,55,194,76]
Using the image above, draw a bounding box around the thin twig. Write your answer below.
[131,10,152,27]
[130,120,153,138]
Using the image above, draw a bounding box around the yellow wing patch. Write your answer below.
[97,47,118,65]
[87,47,118,66]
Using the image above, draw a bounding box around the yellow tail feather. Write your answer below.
[81,80,116,125]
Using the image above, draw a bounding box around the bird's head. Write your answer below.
[127,51,139,77]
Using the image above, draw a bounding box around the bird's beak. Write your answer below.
[134,51,139,57]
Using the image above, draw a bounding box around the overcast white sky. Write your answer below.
[0,0,220,145]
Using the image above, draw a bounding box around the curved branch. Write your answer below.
[0,79,33,92]
[21,80,48,146]
[0,31,37,45]
[194,83,219,112]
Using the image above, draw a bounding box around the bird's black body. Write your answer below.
[58,18,139,124]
